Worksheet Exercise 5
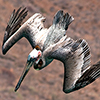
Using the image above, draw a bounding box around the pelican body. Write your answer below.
[2,7,100,93]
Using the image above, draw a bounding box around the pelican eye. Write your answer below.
[35,45,41,50]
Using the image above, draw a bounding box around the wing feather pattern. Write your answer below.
[48,37,100,93]
[63,39,91,93]
[3,7,28,45]
[73,61,100,91]
[43,11,74,50]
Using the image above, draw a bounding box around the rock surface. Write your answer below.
[0,0,100,100]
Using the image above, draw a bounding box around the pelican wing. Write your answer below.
[2,7,28,54]
[47,37,100,93]
[2,7,47,54]
[3,7,28,45]
[43,11,74,50]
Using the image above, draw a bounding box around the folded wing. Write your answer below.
[3,7,28,46]
[48,37,100,93]
[2,7,47,54]
[2,7,28,54]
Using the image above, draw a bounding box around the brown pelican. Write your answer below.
[2,7,100,93]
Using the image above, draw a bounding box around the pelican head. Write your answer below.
[15,46,53,91]
[15,46,42,91]
[28,46,43,70]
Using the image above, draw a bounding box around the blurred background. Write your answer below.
[0,0,100,100]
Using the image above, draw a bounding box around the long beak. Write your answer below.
[15,61,33,92]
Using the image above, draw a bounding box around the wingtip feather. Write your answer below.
[3,7,28,47]
[53,10,74,30]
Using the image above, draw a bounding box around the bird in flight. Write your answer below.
[2,7,100,93]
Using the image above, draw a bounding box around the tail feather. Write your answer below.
[53,10,74,30]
